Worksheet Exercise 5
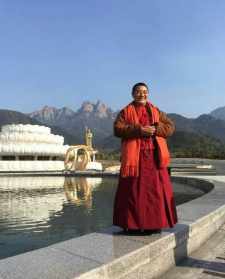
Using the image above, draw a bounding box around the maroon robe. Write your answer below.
[113,104,177,229]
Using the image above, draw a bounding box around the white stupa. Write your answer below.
[0,124,69,171]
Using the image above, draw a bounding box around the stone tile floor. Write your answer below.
[160,223,225,279]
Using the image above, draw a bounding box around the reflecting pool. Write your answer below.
[0,176,205,259]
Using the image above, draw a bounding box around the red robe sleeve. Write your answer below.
[113,110,142,139]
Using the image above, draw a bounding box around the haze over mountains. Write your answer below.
[1,101,225,157]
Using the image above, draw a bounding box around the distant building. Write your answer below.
[0,124,69,171]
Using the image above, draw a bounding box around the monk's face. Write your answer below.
[132,85,149,105]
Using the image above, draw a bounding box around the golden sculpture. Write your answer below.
[85,127,93,149]
[64,145,90,171]
[64,127,99,171]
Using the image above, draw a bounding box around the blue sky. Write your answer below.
[1,0,225,117]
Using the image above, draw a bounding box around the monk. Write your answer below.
[113,82,177,233]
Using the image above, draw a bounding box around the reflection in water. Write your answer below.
[0,176,65,190]
[0,176,103,225]
[0,177,65,224]
[0,176,115,259]
[64,177,102,210]
[0,176,206,260]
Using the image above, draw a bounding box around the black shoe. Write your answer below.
[143,229,161,234]
[122,229,141,235]
[150,229,161,234]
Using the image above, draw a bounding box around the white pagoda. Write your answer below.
[0,124,69,171]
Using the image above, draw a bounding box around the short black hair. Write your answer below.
[132,82,149,95]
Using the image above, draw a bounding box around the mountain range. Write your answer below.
[28,102,225,145]
[28,101,116,146]
[1,102,225,157]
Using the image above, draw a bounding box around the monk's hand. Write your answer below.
[140,125,156,137]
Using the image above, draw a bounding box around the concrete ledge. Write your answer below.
[0,162,217,177]
[1,176,225,279]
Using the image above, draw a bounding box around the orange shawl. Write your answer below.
[120,102,170,177]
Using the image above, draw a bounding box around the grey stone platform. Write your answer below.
[1,176,225,279]
[160,223,225,279]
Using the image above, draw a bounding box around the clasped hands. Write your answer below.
[140,125,156,137]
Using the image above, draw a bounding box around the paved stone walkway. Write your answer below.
[160,175,225,279]
[160,224,225,278]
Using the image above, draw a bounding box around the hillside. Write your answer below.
[1,102,225,159]
[210,106,225,121]
[0,109,78,145]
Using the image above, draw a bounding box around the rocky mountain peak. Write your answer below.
[42,105,56,111]
[29,106,58,123]
[78,100,112,118]
[28,100,114,127]
[28,105,75,124]
[60,107,75,116]
[94,100,110,118]
[210,106,225,121]
[80,101,94,113]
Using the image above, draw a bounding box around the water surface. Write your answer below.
[0,176,205,259]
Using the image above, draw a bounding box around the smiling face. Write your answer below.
[132,85,149,105]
